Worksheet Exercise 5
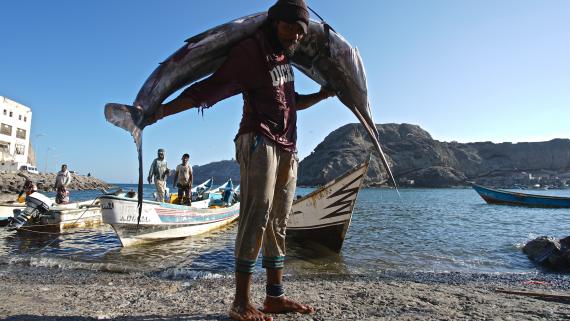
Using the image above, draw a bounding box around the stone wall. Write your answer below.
[0,172,110,196]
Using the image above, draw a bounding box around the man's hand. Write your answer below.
[319,86,336,100]
[138,105,164,127]
[147,177,152,184]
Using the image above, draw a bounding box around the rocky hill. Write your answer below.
[191,160,240,186]
[0,172,111,198]
[169,123,570,188]
[298,123,570,187]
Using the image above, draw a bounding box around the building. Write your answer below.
[0,96,33,171]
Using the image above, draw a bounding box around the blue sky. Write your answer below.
[1,1,568,183]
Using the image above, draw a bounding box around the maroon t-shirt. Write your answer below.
[179,28,298,152]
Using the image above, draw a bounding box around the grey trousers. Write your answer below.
[234,132,298,269]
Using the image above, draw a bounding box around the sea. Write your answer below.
[1,184,569,279]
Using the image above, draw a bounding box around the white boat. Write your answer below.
[287,160,370,252]
[0,201,26,220]
[100,195,239,247]
[1,193,102,231]
[36,199,103,230]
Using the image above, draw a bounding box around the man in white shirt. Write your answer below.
[54,164,72,204]
[173,153,193,205]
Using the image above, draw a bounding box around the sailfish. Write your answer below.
[105,12,397,225]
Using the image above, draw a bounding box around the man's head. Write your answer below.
[182,153,189,164]
[61,164,67,171]
[158,148,165,159]
[268,0,309,55]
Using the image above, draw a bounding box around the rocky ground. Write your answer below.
[0,265,569,320]
[0,172,110,201]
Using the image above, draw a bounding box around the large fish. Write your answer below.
[105,12,397,225]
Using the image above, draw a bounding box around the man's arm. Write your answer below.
[143,41,251,126]
[148,159,156,184]
[173,167,178,188]
[296,86,336,110]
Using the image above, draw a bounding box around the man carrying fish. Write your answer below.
[145,1,333,319]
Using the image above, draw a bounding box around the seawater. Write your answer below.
[1,185,569,278]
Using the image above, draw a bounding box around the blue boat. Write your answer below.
[472,184,570,208]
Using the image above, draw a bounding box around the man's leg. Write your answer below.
[230,133,276,321]
[261,151,314,315]
[185,185,192,205]
[177,186,184,205]
[155,180,164,202]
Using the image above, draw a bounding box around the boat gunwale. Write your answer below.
[293,160,370,205]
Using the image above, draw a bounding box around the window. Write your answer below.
[18,115,21,121]
[15,143,25,155]
[24,117,27,122]
[0,142,9,153]
[16,128,26,139]
[0,123,12,136]
[9,111,12,117]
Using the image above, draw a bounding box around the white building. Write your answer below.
[0,96,32,171]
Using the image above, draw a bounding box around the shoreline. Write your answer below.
[1,264,569,320]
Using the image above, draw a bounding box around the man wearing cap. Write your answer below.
[173,153,193,205]
[148,148,169,202]
[146,0,334,319]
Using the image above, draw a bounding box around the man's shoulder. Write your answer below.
[232,36,261,59]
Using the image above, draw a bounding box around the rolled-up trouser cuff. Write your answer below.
[262,256,285,270]
[235,258,256,274]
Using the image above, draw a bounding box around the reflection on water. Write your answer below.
[1,186,570,277]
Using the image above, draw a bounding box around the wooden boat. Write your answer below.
[100,194,239,247]
[1,194,102,231]
[287,160,370,252]
[0,201,25,220]
[191,177,214,201]
[34,199,103,230]
[472,184,570,208]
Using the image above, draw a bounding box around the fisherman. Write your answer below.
[54,164,72,204]
[148,148,169,202]
[145,1,335,320]
[173,153,193,205]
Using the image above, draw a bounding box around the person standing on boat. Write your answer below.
[173,153,193,205]
[148,148,169,202]
[54,164,71,204]
[144,1,335,320]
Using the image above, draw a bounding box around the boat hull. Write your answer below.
[288,161,369,252]
[9,199,102,231]
[100,195,239,246]
[472,184,570,208]
[0,203,25,219]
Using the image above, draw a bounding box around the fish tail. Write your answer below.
[104,103,145,227]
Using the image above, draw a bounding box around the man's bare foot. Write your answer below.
[262,296,315,314]
[229,302,273,321]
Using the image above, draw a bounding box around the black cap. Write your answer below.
[268,0,309,34]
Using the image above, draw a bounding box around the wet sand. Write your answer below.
[1,264,569,320]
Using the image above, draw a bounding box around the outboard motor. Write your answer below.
[8,192,52,230]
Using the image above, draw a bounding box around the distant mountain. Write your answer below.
[183,123,570,188]
[298,123,570,188]
[192,159,240,186]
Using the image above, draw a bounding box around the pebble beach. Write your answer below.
[1,264,569,320]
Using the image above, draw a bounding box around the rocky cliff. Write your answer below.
[191,160,240,186]
[298,123,570,187]
[171,123,570,188]
[0,172,111,197]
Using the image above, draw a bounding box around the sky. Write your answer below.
[1,0,569,183]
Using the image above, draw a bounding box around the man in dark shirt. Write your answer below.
[148,1,334,320]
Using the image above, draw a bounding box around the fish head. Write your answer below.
[294,21,378,137]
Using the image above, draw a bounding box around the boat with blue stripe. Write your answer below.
[472,184,570,208]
